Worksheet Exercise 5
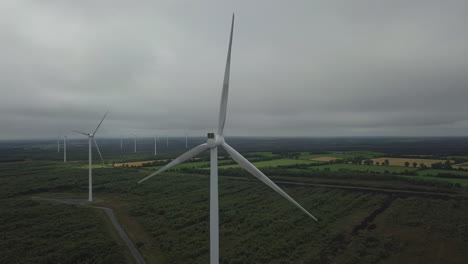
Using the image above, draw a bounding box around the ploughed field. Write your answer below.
[1,148,468,264]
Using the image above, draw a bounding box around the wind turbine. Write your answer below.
[72,111,107,202]
[57,136,60,153]
[185,130,188,149]
[138,14,317,264]
[63,136,67,162]
[134,134,137,153]
[154,136,157,156]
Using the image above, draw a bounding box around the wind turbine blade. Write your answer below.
[72,130,88,136]
[138,143,209,184]
[222,142,318,221]
[217,13,235,136]
[93,111,108,135]
[93,137,104,164]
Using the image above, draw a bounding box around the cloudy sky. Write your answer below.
[1,0,468,139]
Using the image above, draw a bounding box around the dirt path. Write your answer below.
[36,198,145,264]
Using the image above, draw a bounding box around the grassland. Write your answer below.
[311,163,418,173]
[417,169,468,177]
[219,158,319,169]
[401,175,468,187]
[298,151,384,160]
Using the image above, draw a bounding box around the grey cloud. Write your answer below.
[1,0,468,139]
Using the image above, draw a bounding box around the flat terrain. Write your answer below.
[219,158,318,169]
[115,160,160,167]
[310,156,338,162]
[2,138,468,263]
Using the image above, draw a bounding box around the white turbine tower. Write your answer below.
[73,111,107,202]
[134,134,137,153]
[154,136,157,156]
[138,14,317,264]
[63,136,67,163]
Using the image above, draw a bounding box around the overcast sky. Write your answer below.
[1,0,468,139]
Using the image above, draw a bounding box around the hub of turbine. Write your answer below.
[207,133,223,148]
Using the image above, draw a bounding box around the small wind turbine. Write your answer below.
[72,111,107,202]
[134,134,137,153]
[63,136,67,162]
[154,136,157,156]
[138,14,317,264]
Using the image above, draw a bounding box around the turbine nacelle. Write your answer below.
[207,133,224,148]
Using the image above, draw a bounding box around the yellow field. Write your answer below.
[370,157,453,167]
[310,157,337,162]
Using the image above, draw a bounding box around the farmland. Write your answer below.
[370,157,454,167]
[310,163,418,174]
[219,158,319,169]
[1,137,468,263]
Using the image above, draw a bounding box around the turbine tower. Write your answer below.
[64,136,67,163]
[154,136,157,156]
[134,134,137,153]
[57,136,60,153]
[73,111,107,202]
[185,131,188,149]
[138,14,317,264]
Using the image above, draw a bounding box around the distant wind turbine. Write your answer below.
[154,136,157,156]
[134,134,137,153]
[138,14,317,264]
[72,111,107,202]
[185,131,188,149]
[63,136,67,163]
[57,136,60,153]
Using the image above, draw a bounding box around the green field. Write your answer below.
[299,151,384,160]
[219,158,318,169]
[417,169,468,177]
[401,175,468,187]
[243,152,282,159]
[311,163,418,173]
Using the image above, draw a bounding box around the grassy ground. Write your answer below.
[311,164,418,173]
[219,158,319,169]
[417,169,468,177]
[299,151,383,160]
[401,175,468,187]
